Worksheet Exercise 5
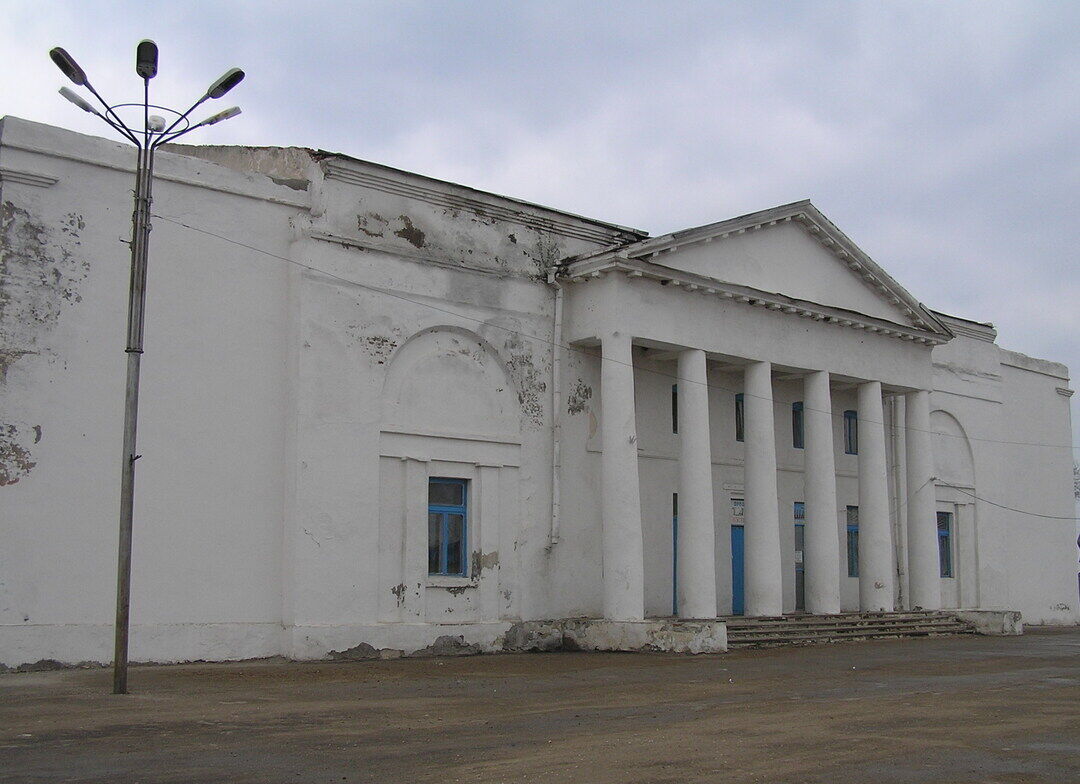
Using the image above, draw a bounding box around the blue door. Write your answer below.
[671,493,679,616]
[731,524,745,616]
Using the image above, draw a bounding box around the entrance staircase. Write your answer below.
[723,611,976,649]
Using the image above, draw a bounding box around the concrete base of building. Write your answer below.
[948,609,1023,636]
[309,619,730,659]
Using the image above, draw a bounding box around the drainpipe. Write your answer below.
[548,270,564,547]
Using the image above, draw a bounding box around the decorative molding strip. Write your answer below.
[0,166,58,188]
[563,257,950,346]
[1056,387,1074,398]
[322,160,638,247]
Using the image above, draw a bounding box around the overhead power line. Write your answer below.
[152,212,1079,456]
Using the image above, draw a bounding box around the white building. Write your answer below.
[1,116,1076,667]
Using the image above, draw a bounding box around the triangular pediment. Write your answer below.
[567,201,948,336]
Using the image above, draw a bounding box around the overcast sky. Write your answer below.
[4,0,1078,455]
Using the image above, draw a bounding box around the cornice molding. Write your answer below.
[561,258,950,346]
[564,201,952,338]
[1,140,309,207]
[0,166,58,188]
[322,160,637,247]
[941,320,997,343]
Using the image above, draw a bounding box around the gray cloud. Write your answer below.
[5,0,1078,453]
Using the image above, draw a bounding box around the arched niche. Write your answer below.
[931,410,975,489]
[381,326,520,440]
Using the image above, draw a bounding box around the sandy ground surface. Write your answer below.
[1,628,1077,783]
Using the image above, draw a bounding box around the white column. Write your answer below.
[905,390,941,610]
[600,331,645,621]
[857,381,894,612]
[803,370,841,614]
[677,349,717,619]
[744,361,783,617]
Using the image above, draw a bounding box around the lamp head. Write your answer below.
[206,67,244,99]
[59,86,98,115]
[198,106,242,127]
[136,39,158,79]
[49,47,87,86]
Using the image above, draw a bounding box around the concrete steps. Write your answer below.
[723,611,976,649]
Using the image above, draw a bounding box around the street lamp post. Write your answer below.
[49,41,245,694]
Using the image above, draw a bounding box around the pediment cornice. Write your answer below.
[562,200,952,340]
[560,255,950,346]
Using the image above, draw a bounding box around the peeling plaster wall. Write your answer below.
[0,118,636,667]
[0,119,299,666]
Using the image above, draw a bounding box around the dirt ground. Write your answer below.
[1,628,1077,784]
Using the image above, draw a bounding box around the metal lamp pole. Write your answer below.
[49,41,245,694]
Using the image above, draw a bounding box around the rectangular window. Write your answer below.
[792,401,804,449]
[428,478,468,577]
[735,393,745,442]
[794,501,805,521]
[937,511,954,578]
[846,505,859,577]
[844,410,858,455]
[672,384,678,434]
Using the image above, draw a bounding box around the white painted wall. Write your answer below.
[1,117,1074,668]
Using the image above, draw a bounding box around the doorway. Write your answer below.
[731,524,745,616]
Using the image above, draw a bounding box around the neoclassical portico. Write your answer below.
[562,201,954,621]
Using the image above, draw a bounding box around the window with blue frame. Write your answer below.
[844,410,858,455]
[937,511,953,578]
[735,393,745,442]
[792,402,804,449]
[428,478,468,577]
[846,505,859,577]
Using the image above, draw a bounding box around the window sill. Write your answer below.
[426,576,478,589]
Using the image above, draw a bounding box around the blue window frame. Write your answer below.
[846,505,859,577]
[844,410,858,455]
[794,501,805,521]
[937,511,954,578]
[672,384,678,434]
[428,478,468,576]
[735,393,745,442]
[792,402,804,449]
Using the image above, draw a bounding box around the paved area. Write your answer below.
[1,628,1078,783]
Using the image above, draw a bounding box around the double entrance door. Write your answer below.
[727,500,805,616]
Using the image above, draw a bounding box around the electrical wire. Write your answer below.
[936,482,1080,521]
[151,211,1079,456]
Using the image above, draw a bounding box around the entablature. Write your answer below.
[560,257,950,347]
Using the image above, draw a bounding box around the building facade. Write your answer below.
[1,116,1076,667]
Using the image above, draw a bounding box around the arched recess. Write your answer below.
[931,410,975,489]
[376,326,522,627]
[381,326,520,439]
[930,409,977,608]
